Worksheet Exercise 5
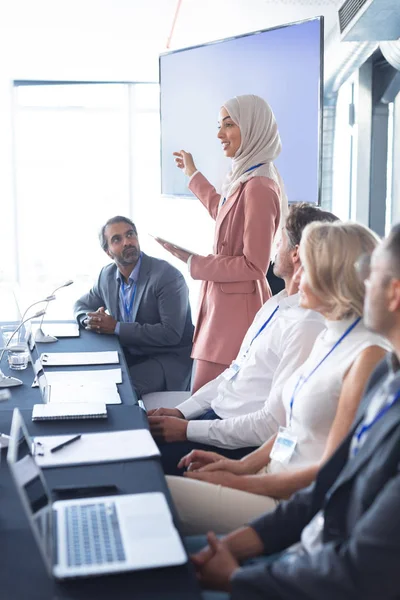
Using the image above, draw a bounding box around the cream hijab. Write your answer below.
[220,94,288,228]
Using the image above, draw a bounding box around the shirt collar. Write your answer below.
[276,290,300,309]
[116,252,142,285]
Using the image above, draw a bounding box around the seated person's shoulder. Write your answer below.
[99,262,118,280]
[147,255,186,283]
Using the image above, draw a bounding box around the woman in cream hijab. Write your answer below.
[158,94,288,392]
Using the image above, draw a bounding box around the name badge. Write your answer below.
[222,362,241,381]
[270,426,297,464]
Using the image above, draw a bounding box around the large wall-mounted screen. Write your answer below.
[160,17,323,204]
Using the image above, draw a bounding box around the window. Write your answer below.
[12,82,160,317]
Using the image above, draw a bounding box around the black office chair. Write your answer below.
[266,262,285,296]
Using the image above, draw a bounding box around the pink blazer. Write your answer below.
[189,172,281,365]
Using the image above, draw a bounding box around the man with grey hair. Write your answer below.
[74,216,193,397]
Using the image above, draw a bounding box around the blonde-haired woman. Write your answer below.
[166,221,391,535]
[157,94,287,392]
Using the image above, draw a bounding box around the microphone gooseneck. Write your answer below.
[35,280,74,343]
[21,295,56,322]
[0,309,46,388]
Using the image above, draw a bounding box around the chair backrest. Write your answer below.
[266,262,285,296]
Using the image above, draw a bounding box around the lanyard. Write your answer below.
[353,388,400,456]
[288,317,361,426]
[245,306,279,353]
[220,163,265,207]
[120,280,136,322]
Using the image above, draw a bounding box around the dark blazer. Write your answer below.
[232,356,400,600]
[74,253,194,391]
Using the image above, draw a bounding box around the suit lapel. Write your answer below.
[214,184,243,243]
[109,270,120,320]
[328,392,400,495]
[131,253,150,322]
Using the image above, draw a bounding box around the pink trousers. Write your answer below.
[191,359,228,393]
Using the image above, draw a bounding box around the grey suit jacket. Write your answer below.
[74,253,194,391]
[232,356,400,600]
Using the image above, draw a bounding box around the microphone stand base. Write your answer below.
[0,372,23,387]
[35,329,58,344]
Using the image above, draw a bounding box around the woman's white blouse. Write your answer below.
[268,318,391,474]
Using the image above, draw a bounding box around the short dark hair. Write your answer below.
[384,223,400,278]
[99,216,138,252]
[285,203,339,249]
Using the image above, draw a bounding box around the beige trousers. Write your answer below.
[166,475,278,535]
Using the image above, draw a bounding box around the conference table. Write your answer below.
[0,324,202,600]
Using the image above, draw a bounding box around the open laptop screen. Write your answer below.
[7,408,53,573]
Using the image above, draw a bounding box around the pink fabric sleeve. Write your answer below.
[188,172,221,221]
[190,178,280,283]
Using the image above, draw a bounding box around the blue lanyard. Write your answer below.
[353,388,400,456]
[120,280,136,322]
[220,163,265,207]
[288,317,361,426]
[246,306,279,352]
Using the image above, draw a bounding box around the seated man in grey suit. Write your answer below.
[74,216,194,397]
[189,223,400,600]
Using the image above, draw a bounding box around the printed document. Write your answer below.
[40,351,119,366]
[33,429,160,468]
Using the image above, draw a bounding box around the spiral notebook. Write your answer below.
[32,402,107,421]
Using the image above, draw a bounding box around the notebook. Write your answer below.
[40,351,119,367]
[32,402,107,421]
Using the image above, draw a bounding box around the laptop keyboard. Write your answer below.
[65,502,126,567]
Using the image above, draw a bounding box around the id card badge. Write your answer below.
[270,426,298,464]
[222,361,241,381]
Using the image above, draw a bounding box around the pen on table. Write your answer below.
[51,434,82,454]
[137,399,146,412]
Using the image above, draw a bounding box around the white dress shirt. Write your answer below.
[267,318,391,475]
[177,291,326,448]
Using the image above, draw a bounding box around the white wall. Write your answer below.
[0,0,174,281]
[0,0,343,286]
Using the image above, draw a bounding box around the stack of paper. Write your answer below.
[32,322,80,338]
[33,429,160,467]
[49,383,121,405]
[32,367,122,387]
[40,351,119,366]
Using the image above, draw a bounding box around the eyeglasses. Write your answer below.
[354,253,371,283]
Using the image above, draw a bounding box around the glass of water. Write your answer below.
[1,325,29,370]
[7,348,29,370]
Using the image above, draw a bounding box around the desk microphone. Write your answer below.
[0,310,46,388]
[21,295,56,321]
[35,280,74,343]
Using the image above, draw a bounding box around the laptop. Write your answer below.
[7,408,187,579]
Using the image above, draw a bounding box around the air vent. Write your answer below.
[339,0,369,33]
[338,0,400,42]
